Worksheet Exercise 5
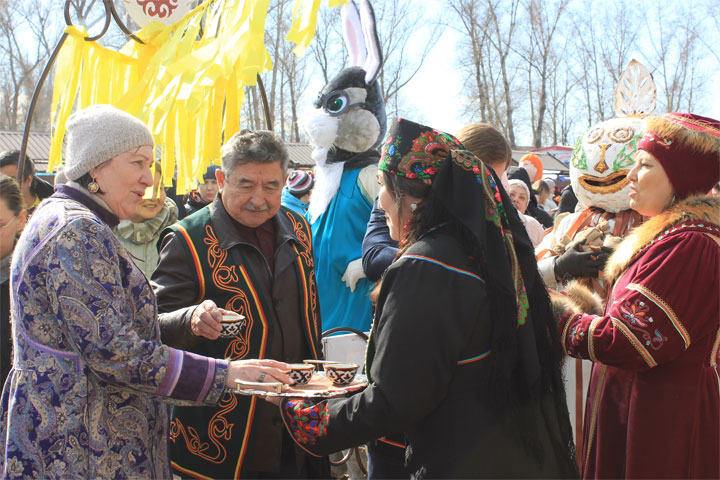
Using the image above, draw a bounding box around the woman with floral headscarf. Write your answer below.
[279,118,578,478]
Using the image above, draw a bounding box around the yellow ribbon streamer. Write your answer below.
[49,0,341,193]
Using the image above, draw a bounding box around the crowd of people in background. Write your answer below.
[0,105,718,479]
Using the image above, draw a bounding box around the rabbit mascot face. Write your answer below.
[300,0,385,333]
[302,0,385,222]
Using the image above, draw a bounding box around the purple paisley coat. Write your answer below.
[0,192,228,479]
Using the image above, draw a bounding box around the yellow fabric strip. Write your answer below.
[47,0,338,182]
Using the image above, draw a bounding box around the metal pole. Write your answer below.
[17,32,69,183]
[256,74,273,131]
[17,0,145,182]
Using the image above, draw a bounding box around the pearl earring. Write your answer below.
[410,203,417,212]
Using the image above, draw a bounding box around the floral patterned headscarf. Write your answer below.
[376,119,577,471]
[379,118,528,325]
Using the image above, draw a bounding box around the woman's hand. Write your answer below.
[226,359,293,392]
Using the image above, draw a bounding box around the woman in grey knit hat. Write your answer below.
[0,105,292,479]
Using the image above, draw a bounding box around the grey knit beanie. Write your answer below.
[64,104,154,181]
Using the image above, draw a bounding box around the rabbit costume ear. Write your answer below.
[359,0,382,84]
[342,1,367,68]
[342,0,383,85]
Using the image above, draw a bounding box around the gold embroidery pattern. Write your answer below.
[711,328,720,398]
[627,283,690,349]
[204,225,254,360]
[169,391,237,464]
[588,316,602,362]
[610,317,657,367]
[173,225,258,464]
[583,365,607,479]
[285,211,314,267]
[286,212,320,340]
[561,314,576,356]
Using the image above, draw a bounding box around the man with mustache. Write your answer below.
[152,130,328,479]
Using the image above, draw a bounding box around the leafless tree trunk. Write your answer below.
[645,6,705,112]
[520,0,569,148]
[372,0,440,119]
[0,0,59,131]
[484,0,520,146]
[310,6,344,85]
[447,0,492,125]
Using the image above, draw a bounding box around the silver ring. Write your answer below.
[257,372,266,382]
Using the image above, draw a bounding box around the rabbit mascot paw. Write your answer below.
[301,0,385,333]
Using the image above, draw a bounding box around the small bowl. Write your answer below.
[287,363,315,386]
[323,362,359,386]
[220,314,245,338]
[302,359,338,372]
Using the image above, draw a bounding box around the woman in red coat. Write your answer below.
[556,113,720,479]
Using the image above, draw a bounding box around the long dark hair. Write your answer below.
[380,168,576,472]
[0,174,23,216]
[381,171,479,259]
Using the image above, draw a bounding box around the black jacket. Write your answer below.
[282,229,577,478]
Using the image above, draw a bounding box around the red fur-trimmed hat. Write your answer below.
[638,113,720,198]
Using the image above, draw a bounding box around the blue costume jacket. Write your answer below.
[309,168,373,333]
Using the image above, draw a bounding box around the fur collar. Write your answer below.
[605,195,720,284]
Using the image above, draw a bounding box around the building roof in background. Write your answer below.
[1,131,569,177]
[286,143,314,168]
[0,131,52,174]
[0,131,317,173]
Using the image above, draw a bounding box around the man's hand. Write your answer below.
[554,242,613,280]
[341,258,366,292]
[190,300,229,340]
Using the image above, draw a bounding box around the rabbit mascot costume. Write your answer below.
[535,60,656,448]
[301,0,385,333]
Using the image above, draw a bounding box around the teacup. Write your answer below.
[323,362,359,386]
[219,313,245,338]
[287,363,315,386]
[302,359,338,372]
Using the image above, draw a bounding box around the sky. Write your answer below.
[378,0,720,148]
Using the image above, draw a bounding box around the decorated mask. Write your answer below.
[123,0,193,27]
[570,60,656,213]
[570,117,643,213]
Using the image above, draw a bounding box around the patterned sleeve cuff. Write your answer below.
[562,313,595,360]
[280,398,328,456]
[155,348,228,405]
[204,358,229,406]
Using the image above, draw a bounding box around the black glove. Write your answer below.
[554,242,612,280]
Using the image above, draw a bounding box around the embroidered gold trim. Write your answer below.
[700,234,720,390]
[588,316,602,362]
[711,326,720,369]
[703,232,720,247]
[583,365,607,479]
[627,283,690,349]
[561,313,575,356]
[665,113,720,135]
[610,317,657,367]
